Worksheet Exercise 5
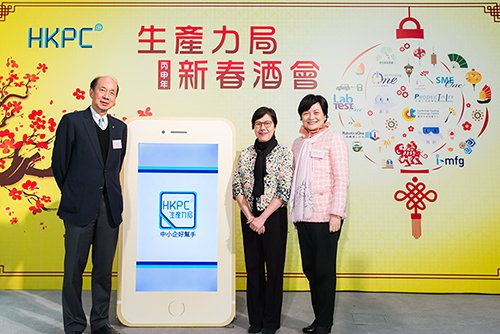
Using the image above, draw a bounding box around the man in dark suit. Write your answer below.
[52,76,127,334]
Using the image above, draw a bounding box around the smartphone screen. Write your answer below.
[135,143,218,292]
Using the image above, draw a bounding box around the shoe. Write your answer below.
[248,324,263,333]
[315,325,332,334]
[302,322,332,334]
[302,322,316,333]
[91,324,120,334]
[262,329,276,334]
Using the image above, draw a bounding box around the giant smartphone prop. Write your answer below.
[118,119,234,326]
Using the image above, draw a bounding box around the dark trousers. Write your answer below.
[241,206,288,330]
[296,222,341,328]
[62,196,119,333]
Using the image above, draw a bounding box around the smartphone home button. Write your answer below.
[168,300,186,317]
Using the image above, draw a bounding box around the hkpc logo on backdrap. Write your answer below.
[27,24,104,48]
[160,191,196,229]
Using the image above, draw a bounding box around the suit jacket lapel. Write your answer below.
[83,108,105,167]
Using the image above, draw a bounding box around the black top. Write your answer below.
[94,121,110,164]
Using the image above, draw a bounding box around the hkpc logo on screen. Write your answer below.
[27,23,104,48]
[159,192,196,230]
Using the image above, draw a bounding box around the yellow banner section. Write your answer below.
[1,1,499,292]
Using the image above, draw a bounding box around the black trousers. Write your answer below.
[296,221,341,328]
[62,195,119,333]
[241,206,288,330]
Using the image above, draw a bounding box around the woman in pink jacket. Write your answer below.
[290,94,349,334]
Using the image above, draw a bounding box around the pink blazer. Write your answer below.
[292,130,349,222]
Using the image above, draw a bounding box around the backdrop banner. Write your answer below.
[0,0,499,293]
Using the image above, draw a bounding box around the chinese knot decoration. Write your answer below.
[394,177,438,239]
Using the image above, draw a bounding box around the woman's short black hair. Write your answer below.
[251,106,278,129]
[298,94,328,119]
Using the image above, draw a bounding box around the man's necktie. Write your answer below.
[98,117,105,130]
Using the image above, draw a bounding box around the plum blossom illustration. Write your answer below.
[1,58,58,225]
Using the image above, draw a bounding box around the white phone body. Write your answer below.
[117,118,235,327]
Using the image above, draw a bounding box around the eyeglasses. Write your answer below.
[254,121,274,128]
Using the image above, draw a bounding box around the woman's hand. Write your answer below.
[329,214,342,232]
[250,215,266,235]
[236,195,254,224]
[249,198,284,235]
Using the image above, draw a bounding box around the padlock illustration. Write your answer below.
[396,16,424,39]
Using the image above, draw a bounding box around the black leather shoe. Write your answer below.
[91,324,120,334]
[302,322,316,333]
[315,325,332,334]
[302,323,332,334]
[262,329,276,334]
[248,324,262,333]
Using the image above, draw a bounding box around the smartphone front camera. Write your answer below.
[161,130,166,134]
